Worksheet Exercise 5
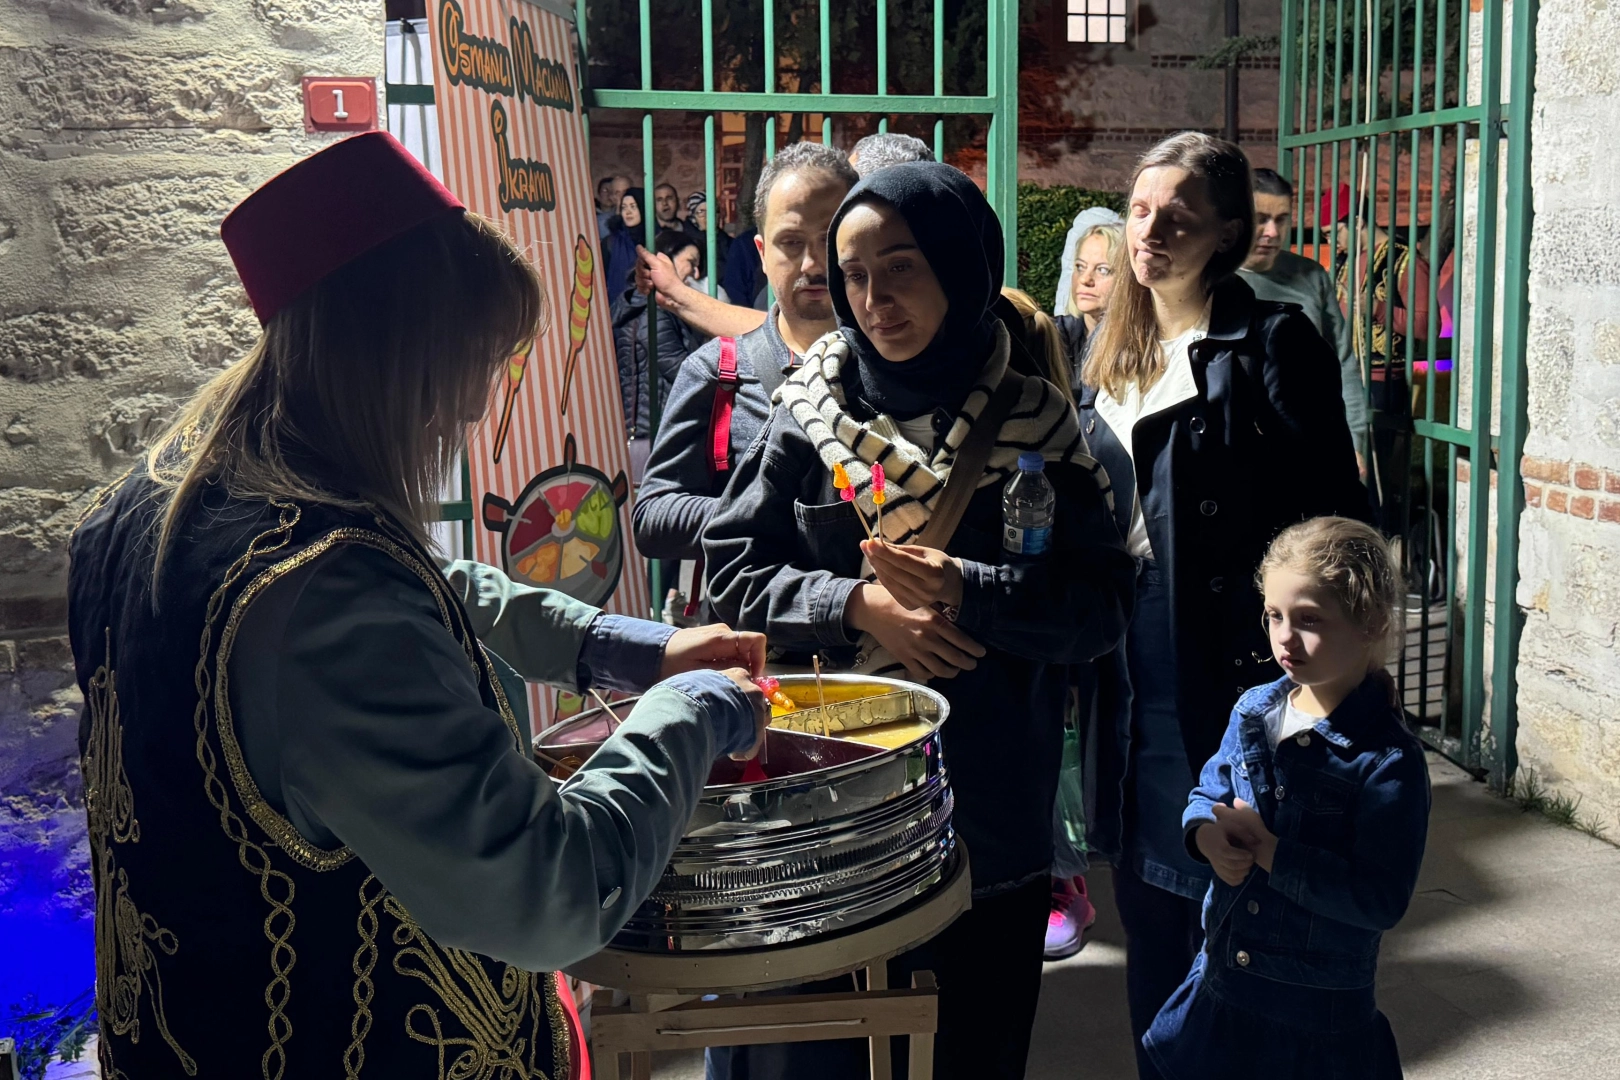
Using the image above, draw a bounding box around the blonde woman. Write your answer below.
[1074,132,1366,1078]
[67,133,766,1078]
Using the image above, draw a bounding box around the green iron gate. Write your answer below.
[1277,0,1536,787]
[576,0,1022,616]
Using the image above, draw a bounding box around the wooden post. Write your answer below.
[867,962,891,1080]
[908,972,937,1080]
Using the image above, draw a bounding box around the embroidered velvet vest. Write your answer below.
[68,468,574,1080]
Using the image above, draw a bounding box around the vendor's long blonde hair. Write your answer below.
[146,211,544,583]
[1083,133,1253,400]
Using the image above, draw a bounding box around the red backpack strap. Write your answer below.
[709,336,740,474]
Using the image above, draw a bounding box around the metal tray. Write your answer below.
[534,674,954,952]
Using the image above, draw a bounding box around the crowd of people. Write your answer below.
[71,127,1432,1080]
[605,130,1431,1080]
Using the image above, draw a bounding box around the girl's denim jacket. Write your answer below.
[1182,675,1431,999]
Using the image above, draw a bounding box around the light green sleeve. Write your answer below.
[438,559,599,690]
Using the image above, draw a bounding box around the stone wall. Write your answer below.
[1514,0,1620,836]
[0,0,383,991]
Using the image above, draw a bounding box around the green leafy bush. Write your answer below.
[1016,182,1126,314]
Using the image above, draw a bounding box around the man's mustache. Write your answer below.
[792,275,829,291]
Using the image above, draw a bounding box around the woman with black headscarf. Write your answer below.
[703,162,1136,1079]
[603,185,645,296]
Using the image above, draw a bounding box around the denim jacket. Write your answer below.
[1183,675,1431,995]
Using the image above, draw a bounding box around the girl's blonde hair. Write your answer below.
[1064,222,1125,320]
[147,211,545,582]
[1258,517,1404,661]
[1000,287,1075,405]
[1082,132,1254,400]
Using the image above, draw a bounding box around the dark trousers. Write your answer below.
[1111,863,1204,1080]
[1369,371,1413,539]
[705,877,1051,1080]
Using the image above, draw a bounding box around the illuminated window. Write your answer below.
[1067,0,1128,43]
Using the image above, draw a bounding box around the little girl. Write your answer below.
[1143,516,1431,1079]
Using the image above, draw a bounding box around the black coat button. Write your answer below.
[1087,418,1097,434]
[1210,577,1224,593]
[1201,500,1218,516]
[1190,416,1207,435]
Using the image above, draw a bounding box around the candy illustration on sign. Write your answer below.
[482,434,630,607]
[558,235,595,416]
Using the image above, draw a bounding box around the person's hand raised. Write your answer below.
[660,624,767,681]
[1216,799,1278,873]
[845,583,985,683]
[861,540,965,612]
[1195,819,1256,886]
[635,246,683,306]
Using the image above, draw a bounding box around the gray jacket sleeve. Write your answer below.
[632,343,725,561]
[235,544,754,972]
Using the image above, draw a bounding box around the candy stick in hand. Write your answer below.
[871,463,887,539]
[832,463,875,541]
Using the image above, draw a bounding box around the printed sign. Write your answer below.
[428,0,647,732]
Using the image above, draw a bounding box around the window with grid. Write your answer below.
[1066,0,1128,43]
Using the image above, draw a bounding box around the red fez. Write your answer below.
[1318,183,1352,229]
[222,132,464,323]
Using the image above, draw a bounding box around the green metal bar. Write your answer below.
[1281,103,1486,147]
[1489,0,1538,790]
[933,0,944,157]
[1350,0,1364,127]
[1371,0,1383,124]
[991,0,1018,286]
[638,0,652,89]
[1460,0,1506,772]
[439,500,473,523]
[1413,0,1425,117]
[879,0,889,100]
[384,82,435,106]
[589,90,997,114]
[702,0,714,93]
[704,114,717,297]
[820,0,831,94]
[765,0,776,92]
[1277,0,1298,157]
[822,115,832,145]
[643,111,662,620]
[1411,418,1473,445]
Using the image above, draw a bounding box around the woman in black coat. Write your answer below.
[1077,133,1366,1079]
[703,162,1135,1080]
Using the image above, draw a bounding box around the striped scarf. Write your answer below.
[777,324,1111,675]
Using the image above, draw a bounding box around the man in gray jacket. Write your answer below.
[1240,168,1369,478]
[632,142,858,619]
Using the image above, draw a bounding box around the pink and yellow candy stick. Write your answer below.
[832,462,875,542]
[871,463,887,538]
[558,235,596,417]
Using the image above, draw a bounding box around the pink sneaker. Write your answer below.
[1044,876,1097,960]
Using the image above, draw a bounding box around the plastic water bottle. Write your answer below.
[1003,452,1055,557]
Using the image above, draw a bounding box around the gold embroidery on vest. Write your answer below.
[192,499,303,1080]
[84,632,198,1076]
[212,528,471,872]
[383,896,571,1080]
[345,874,387,1079]
[73,468,135,534]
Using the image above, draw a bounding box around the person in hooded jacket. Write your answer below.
[703,162,1135,1080]
[1074,132,1367,1079]
[603,186,647,297]
[612,229,701,481]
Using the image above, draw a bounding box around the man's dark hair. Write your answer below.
[752,141,859,228]
[597,176,615,192]
[1252,168,1294,199]
[851,133,935,178]
[654,227,702,277]
[654,182,678,197]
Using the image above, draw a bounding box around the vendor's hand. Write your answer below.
[661,624,767,681]
[719,667,771,761]
[635,246,685,306]
[845,583,985,682]
[1219,798,1279,873]
[1356,451,1369,484]
[1195,820,1256,887]
[861,540,965,612]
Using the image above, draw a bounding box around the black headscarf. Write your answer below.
[827,162,1004,420]
[611,187,646,233]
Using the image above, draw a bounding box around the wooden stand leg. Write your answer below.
[907,972,937,1080]
[867,963,891,1080]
